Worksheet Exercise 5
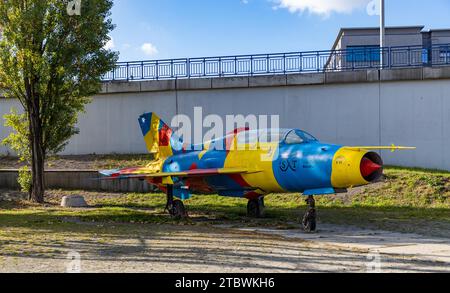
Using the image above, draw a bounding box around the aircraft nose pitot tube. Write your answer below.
[331,148,384,189]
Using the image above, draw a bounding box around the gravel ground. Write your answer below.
[0,223,448,273]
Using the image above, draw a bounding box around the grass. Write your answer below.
[0,166,449,252]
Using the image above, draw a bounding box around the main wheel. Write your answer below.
[302,209,317,232]
[247,198,265,218]
[170,200,188,219]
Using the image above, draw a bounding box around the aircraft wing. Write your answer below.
[99,167,259,180]
[343,145,416,153]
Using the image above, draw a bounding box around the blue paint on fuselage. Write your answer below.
[162,151,223,172]
[163,149,244,193]
[273,142,341,192]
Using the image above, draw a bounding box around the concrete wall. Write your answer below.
[0,170,154,192]
[1,67,450,170]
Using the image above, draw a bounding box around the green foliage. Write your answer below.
[2,109,30,162]
[2,109,32,193]
[18,167,32,193]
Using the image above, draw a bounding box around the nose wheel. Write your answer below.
[302,195,317,232]
[165,185,188,219]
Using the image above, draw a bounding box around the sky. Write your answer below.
[108,0,450,61]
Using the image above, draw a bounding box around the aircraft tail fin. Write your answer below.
[138,113,185,158]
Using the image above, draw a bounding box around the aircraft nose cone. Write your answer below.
[360,157,382,178]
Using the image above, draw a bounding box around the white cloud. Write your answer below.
[275,0,369,16]
[141,43,159,57]
[104,37,115,50]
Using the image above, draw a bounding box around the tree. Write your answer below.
[0,0,118,203]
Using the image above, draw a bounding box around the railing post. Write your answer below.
[126,62,129,81]
[408,46,411,67]
[299,53,302,73]
[388,47,391,69]
[219,57,222,77]
[156,60,159,80]
[334,51,337,71]
[316,51,320,72]
[352,53,355,71]
[203,58,206,77]
[234,56,237,76]
[187,58,190,79]
[141,61,144,80]
[283,54,286,74]
[250,56,253,77]
[446,46,449,64]
[267,54,270,74]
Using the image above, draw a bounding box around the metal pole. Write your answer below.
[380,0,386,69]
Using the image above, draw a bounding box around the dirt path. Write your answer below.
[234,224,450,264]
[0,224,448,273]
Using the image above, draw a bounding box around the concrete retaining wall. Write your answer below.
[0,170,154,193]
[1,67,450,170]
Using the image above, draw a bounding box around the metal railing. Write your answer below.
[102,43,450,82]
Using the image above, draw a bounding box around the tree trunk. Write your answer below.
[31,138,45,204]
[28,97,45,204]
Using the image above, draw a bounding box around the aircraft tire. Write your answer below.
[302,209,317,232]
[171,200,188,219]
[247,198,265,218]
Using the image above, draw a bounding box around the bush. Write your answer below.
[2,109,32,194]
[18,166,32,194]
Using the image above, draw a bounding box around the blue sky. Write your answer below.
[108,0,450,61]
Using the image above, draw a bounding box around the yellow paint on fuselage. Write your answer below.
[331,148,369,188]
[224,142,285,193]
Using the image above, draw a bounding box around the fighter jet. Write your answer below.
[100,113,415,232]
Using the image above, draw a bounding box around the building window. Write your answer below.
[439,46,450,60]
[346,45,381,62]
[422,49,430,64]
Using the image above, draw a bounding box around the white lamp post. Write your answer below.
[380,0,386,68]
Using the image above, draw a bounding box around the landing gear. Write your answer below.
[247,197,265,218]
[165,185,188,219]
[302,195,317,232]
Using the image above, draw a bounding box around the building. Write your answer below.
[325,26,450,71]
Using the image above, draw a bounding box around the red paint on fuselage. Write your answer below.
[184,177,216,194]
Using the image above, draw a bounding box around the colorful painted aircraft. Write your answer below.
[100,113,415,232]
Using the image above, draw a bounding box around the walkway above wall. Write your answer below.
[100,67,450,94]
